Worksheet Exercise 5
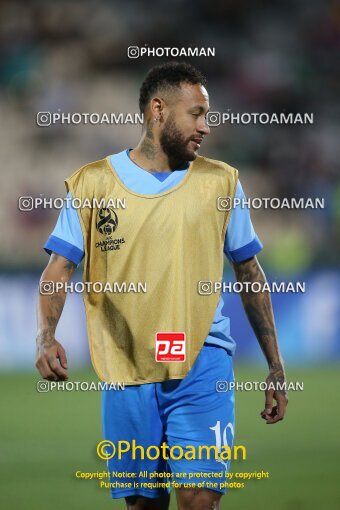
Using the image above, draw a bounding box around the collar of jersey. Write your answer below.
[108,149,189,196]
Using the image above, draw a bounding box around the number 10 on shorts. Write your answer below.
[155,332,186,362]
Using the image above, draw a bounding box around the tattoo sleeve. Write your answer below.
[36,253,76,350]
[232,256,286,385]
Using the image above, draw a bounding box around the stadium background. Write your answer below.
[0,1,339,509]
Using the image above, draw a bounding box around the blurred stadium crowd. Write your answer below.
[0,0,339,273]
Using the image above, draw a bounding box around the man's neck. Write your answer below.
[130,132,187,172]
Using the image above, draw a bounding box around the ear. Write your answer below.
[150,97,164,119]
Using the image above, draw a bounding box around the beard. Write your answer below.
[159,113,197,165]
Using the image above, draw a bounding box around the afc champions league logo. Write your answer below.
[96,207,118,236]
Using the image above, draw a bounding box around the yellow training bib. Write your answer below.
[65,155,238,384]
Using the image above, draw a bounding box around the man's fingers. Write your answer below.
[261,390,287,424]
[269,395,287,423]
[57,346,68,369]
[266,395,288,424]
[35,342,68,381]
[47,355,68,380]
[263,389,274,414]
[36,357,56,380]
[264,405,279,424]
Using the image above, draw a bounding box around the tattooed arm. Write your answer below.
[36,253,76,381]
[232,256,288,424]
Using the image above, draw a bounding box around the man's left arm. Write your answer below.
[232,255,288,424]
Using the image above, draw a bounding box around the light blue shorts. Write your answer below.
[101,344,235,499]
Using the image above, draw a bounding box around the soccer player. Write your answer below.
[35,62,288,510]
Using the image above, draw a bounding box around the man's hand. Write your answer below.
[35,339,68,381]
[260,363,288,424]
[36,334,68,381]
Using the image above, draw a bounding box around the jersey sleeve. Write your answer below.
[224,180,263,262]
[43,192,85,265]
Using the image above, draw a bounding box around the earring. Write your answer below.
[153,117,160,123]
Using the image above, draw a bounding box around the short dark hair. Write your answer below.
[139,61,207,114]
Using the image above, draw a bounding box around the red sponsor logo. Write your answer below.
[155,332,186,362]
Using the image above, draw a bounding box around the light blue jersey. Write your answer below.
[44,149,262,354]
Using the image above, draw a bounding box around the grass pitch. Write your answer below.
[1,365,339,510]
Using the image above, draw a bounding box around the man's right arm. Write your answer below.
[36,252,76,381]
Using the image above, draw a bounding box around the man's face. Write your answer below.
[159,83,210,162]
